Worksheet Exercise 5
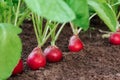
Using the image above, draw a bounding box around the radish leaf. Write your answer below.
[0,23,22,79]
[65,0,89,31]
[24,0,75,23]
[88,0,117,32]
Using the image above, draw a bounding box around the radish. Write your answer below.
[109,32,120,45]
[12,59,23,75]
[31,15,65,64]
[43,23,65,63]
[68,35,83,52]
[27,14,60,69]
[44,46,62,63]
[68,22,84,52]
[27,47,46,70]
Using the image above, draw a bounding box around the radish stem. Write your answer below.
[54,23,66,42]
[70,22,78,35]
[89,13,97,20]
[14,0,21,26]
[32,14,41,47]
[117,12,120,20]
[77,28,82,34]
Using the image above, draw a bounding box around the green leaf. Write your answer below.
[114,1,120,6]
[5,0,13,6]
[98,0,106,2]
[64,0,89,31]
[0,23,22,79]
[24,0,75,23]
[12,0,18,4]
[106,0,120,14]
[88,0,117,32]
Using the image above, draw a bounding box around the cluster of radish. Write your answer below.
[26,21,83,70]
[12,28,120,75]
[12,15,84,75]
[12,21,120,75]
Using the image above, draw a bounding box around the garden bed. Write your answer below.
[8,17,120,80]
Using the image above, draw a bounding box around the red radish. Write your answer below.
[109,32,120,45]
[44,46,62,63]
[12,59,23,75]
[27,47,46,70]
[68,35,83,52]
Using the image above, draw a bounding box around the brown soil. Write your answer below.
[8,17,120,80]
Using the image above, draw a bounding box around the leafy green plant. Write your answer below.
[0,0,76,78]
[88,0,120,32]
[24,0,76,23]
[64,0,89,52]
[26,13,65,69]
[0,0,29,26]
[43,22,66,63]
[0,0,29,79]
[105,0,119,13]
[2,0,120,79]
[24,0,77,68]
[64,0,89,31]
[0,23,22,80]
[88,0,120,45]
[24,0,90,63]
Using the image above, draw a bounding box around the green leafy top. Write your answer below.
[88,0,117,32]
[0,23,22,80]
[65,0,89,31]
[24,0,75,23]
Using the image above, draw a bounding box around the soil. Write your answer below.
[8,16,120,80]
